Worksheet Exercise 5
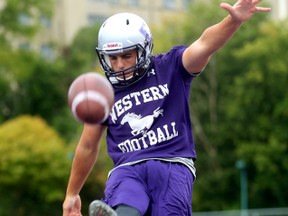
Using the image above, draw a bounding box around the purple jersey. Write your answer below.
[105,46,196,167]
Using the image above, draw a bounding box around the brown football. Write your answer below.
[68,72,114,124]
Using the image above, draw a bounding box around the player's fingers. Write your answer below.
[220,2,239,18]
[220,3,233,12]
[256,7,272,12]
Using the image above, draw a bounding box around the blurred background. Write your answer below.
[0,0,287,215]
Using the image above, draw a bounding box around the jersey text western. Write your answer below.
[110,84,169,123]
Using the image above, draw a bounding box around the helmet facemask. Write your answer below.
[96,42,151,88]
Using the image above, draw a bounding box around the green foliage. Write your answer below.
[0,115,71,215]
[0,50,79,141]
[0,50,31,121]
[0,0,78,141]
[228,21,288,207]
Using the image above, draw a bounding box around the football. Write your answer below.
[68,72,114,124]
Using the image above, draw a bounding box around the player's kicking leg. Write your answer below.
[89,200,117,216]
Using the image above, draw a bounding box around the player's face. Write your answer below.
[108,49,137,80]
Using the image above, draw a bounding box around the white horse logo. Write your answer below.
[121,107,164,136]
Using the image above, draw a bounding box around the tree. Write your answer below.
[0,115,71,215]
[228,21,288,208]
[0,50,80,141]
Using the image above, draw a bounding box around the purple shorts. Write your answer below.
[103,160,195,216]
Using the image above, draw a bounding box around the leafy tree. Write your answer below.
[0,50,79,141]
[229,21,288,208]
[0,115,71,215]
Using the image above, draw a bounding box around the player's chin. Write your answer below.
[117,73,134,81]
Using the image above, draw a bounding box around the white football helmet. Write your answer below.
[96,13,153,88]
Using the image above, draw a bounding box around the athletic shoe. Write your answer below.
[89,200,117,216]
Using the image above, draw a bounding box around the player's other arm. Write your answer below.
[182,0,271,74]
[63,123,106,215]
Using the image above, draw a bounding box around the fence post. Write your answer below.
[236,160,248,216]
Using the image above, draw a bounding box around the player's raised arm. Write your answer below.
[183,0,271,74]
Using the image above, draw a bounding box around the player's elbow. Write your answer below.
[183,43,212,74]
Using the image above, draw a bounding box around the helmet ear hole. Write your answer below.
[137,48,143,64]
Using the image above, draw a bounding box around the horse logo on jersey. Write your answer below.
[120,107,164,136]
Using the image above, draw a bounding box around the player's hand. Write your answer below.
[63,194,82,216]
[220,0,271,22]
